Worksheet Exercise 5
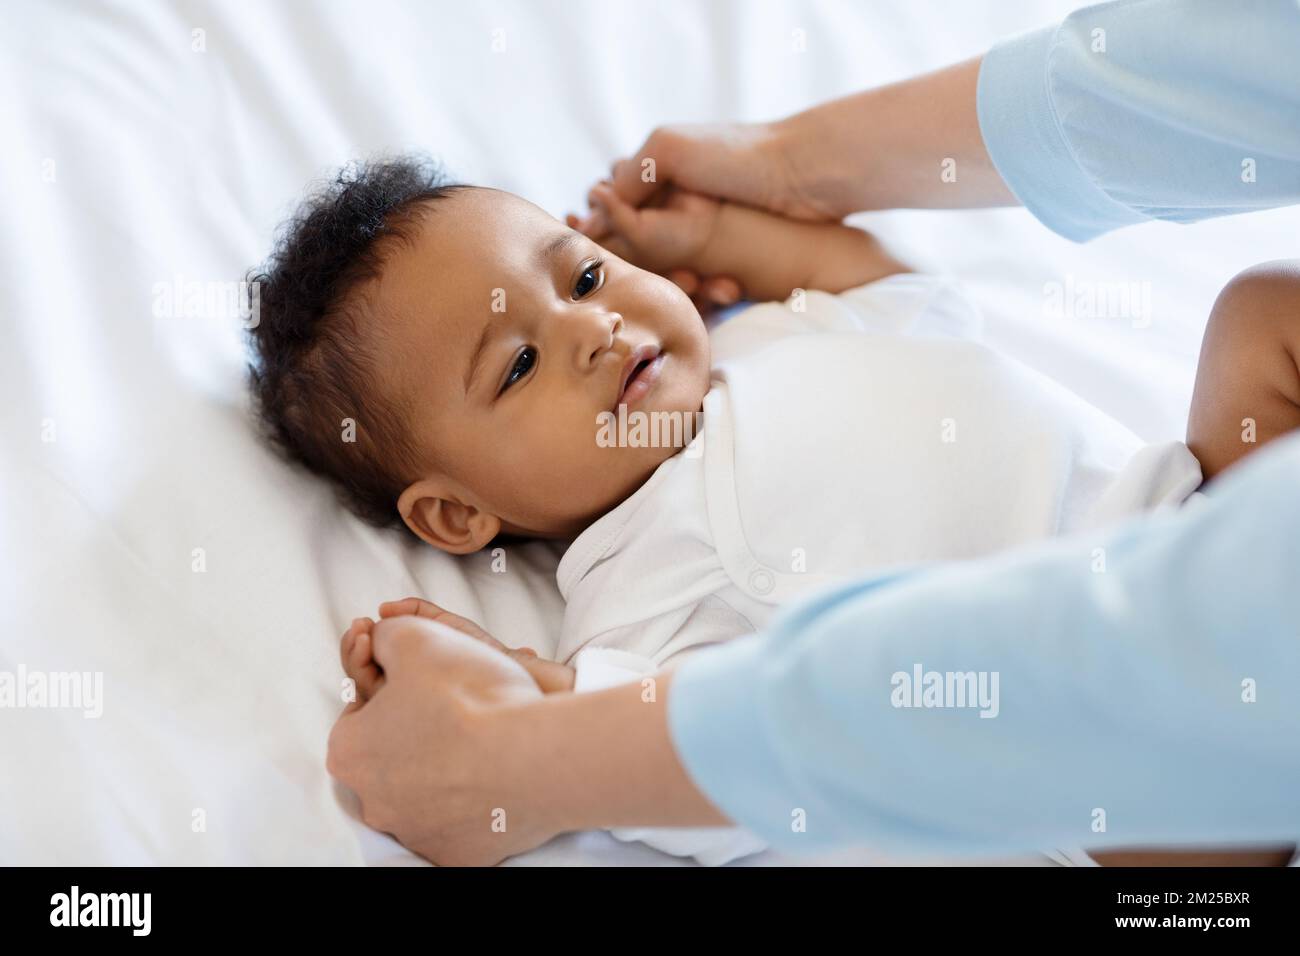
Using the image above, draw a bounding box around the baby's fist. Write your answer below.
[341,617,385,703]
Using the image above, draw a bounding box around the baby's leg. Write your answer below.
[1187,259,1300,481]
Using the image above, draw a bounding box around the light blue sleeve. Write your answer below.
[976,0,1300,241]
[668,434,1300,857]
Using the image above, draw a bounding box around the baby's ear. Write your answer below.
[398,480,501,555]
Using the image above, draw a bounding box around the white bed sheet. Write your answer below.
[2,0,1296,866]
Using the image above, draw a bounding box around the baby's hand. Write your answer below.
[373,598,575,693]
[341,617,385,702]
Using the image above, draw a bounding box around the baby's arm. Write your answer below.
[581,183,910,302]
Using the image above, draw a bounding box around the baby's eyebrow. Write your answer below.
[536,230,582,266]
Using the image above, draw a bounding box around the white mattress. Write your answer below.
[3,0,1296,866]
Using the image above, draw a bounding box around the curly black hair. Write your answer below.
[246,156,464,530]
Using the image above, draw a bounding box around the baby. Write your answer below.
[248,158,909,546]
[250,156,1300,865]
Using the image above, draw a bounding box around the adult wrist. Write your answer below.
[486,671,730,835]
[772,93,883,220]
[767,110,846,221]
[470,694,578,842]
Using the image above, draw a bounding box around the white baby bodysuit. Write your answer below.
[559,273,1203,864]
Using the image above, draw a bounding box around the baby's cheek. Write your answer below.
[658,273,700,321]
[548,428,609,492]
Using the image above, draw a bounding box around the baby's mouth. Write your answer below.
[614,345,664,412]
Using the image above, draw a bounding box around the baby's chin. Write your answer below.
[510,422,701,541]
[596,395,705,474]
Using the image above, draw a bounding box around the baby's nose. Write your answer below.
[578,310,624,366]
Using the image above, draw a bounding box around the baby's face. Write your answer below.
[370,187,711,548]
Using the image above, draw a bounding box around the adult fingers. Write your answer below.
[610,145,669,210]
[609,124,777,213]
[376,598,506,652]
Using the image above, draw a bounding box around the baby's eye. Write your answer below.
[500,346,537,393]
[572,260,604,299]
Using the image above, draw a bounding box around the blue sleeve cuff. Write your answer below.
[666,572,919,855]
[976,22,1147,242]
[667,634,818,852]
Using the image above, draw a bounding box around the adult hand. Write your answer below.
[328,613,563,865]
[570,121,823,306]
[597,121,837,226]
[328,608,729,865]
[377,597,575,693]
[573,57,1014,299]
[591,58,1008,224]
